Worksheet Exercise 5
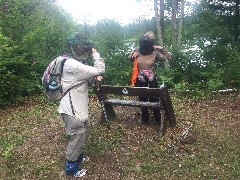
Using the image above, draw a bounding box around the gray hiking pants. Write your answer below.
[61,114,89,161]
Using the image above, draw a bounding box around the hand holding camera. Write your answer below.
[154,46,168,54]
[83,46,93,53]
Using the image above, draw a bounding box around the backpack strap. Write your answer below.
[61,82,85,99]
[59,57,87,100]
[60,57,68,77]
[68,92,75,115]
[60,81,86,116]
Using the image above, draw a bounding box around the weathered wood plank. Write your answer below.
[161,87,176,127]
[100,85,166,98]
[105,99,165,109]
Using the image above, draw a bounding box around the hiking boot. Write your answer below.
[141,119,149,124]
[141,107,149,124]
[141,115,149,124]
[153,108,161,124]
[73,169,87,177]
[155,119,161,125]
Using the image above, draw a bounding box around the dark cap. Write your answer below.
[67,32,92,46]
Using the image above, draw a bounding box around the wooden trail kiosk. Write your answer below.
[93,84,176,136]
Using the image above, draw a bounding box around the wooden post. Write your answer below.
[161,86,176,127]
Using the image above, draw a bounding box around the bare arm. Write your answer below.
[128,48,139,62]
[156,47,172,61]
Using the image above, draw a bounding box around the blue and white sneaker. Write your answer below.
[77,153,90,164]
[81,156,90,163]
[74,169,87,177]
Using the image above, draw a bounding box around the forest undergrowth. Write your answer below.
[0,93,239,180]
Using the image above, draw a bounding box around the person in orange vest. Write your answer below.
[128,31,171,124]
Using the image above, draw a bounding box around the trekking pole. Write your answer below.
[181,123,193,139]
[95,79,110,130]
[168,123,193,153]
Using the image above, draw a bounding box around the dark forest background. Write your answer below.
[0,0,239,106]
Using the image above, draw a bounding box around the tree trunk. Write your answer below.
[177,0,184,47]
[160,0,164,44]
[171,0,177,51]
[234,0,239,42]
[154,0,163,46]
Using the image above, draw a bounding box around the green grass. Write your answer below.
[0,94,239,179]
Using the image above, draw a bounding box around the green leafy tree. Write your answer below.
[0,0,76,106]
[90,19,132,85]
[189,0,240,89]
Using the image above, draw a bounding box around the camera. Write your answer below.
[83,46,93,52]
[156,47,165,53]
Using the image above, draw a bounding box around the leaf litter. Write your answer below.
[0,94,239,179]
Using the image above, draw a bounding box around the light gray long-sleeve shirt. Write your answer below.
[58,52,105,122]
